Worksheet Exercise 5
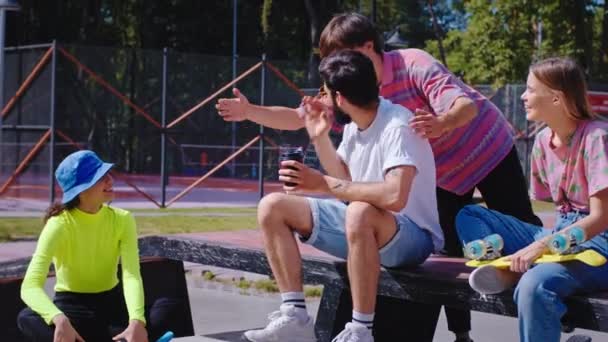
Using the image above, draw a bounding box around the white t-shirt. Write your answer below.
[336,98,444,251]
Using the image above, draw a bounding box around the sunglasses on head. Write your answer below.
[317,84,338,98]
[317,85,327,98]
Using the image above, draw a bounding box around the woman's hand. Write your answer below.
[506,240,548,273]
[52,314,84,342]
[112,319,148,342]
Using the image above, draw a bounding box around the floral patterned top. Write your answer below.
[530,119,608,213]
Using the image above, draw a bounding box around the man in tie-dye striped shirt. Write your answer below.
[216,12,541,342]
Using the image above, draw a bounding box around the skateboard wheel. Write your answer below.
[464,234,504,260]
[464,240,487,260]
[485,234,504,252]
[549,226,586,254]
[549,233,569,254]
[569,226,585,245]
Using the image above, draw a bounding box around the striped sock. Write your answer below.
[352,310,374,329]
[281,292,308,322]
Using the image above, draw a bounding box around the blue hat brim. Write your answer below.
[61,162,114,204]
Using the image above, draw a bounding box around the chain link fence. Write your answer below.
[1,43,604,207]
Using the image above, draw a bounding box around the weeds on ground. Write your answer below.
[196,270,322,297]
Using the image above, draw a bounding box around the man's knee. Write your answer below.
[257,192,291,226]
[345,201,376,241]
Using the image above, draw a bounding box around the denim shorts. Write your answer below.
[303,198,434,268]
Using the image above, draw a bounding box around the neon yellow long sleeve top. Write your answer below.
[20,205,145,325]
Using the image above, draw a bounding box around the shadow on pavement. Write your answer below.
[203,329,254,341]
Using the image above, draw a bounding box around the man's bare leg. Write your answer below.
[344,202,398,324]
[257,192,314,292]
[244,193,317,342]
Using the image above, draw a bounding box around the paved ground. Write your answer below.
[30,263,605,342]
[177,264,608,342]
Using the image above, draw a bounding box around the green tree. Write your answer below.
[426,0,535,86]
[425,0,607,86]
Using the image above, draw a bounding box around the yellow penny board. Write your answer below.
[465,249,607,268]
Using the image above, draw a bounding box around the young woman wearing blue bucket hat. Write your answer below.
[16,150,177,342]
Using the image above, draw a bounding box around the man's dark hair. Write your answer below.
[319,50,379,108]
[319,13,383,58]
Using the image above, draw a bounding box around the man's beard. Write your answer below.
[331,94,352,125]
[334,107,352,125]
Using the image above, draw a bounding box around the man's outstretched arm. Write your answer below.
[216,88,305,130]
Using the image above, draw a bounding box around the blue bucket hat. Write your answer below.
[55,150,114,204]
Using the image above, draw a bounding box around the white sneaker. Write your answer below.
[332,322,374,342]
[469,265,520,295]
[243,304,316,342]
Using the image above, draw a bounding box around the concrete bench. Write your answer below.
[138,234,608,342]
[0,256,195,341]
[3,233,607,341]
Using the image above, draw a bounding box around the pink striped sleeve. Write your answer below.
[407,49,471,115]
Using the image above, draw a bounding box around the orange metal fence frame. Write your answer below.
[1,44,544,208]
[164,62,264,206]
[1,47,53,118]
[266,63,306,97]
[58,47,162,129]
[0,46,283,206]
[167,61,263,129]
[166,135,261,206]
[0,130,51,195]
[8,45,548,208]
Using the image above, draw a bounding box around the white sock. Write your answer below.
[281,292,308,322]
[352,310,374,329]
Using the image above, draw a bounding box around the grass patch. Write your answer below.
[135,215,256,235]
[202,271,216,281]
[0,218,45,242]
[0,201,556,243]
[531,200,555,213]
[304,285,323,298]
[253,279,279,293]
[235,277,252,290]
[0,208,257,242]
[478,200,554,213]
[130,207,257,214]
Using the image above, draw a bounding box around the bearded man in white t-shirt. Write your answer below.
[244,50,444,342]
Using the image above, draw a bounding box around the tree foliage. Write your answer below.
[425,0,607,87]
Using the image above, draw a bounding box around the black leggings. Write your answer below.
[17,286,182,342]
[439,147,541,333]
